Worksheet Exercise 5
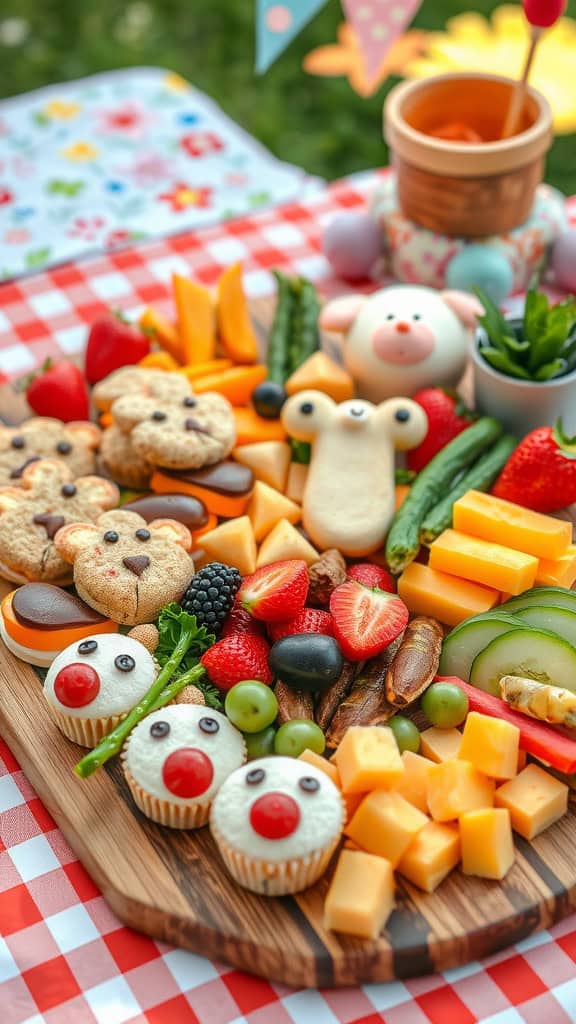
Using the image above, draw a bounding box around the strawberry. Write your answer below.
[24,360,90,422]
[85,312,150,385]
[407,388,476,472]
[492,421,576,512]
[268,608,334,643]
[200,633,273,691]
[347,563,395,593]
[221,604,265,638]
[238,559,309,623]
[329,580,409,661]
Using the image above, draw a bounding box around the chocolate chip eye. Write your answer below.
[61,484,77,498]
[246,768,265,786]
[300,402,314,415]
[152,411,167,422]
[183,396,197,408]
[386,313,395,320]
[199,717,220,734]
[413,314,422,321]
[78,639,98,655]
[10,436,25,450]
[150,720,170,739]
[57,441,72,455]
[395,409,411,423]
[299,776,320,794]
[115,654,135,672]
[135,529,150,541]
[103,530,119,543]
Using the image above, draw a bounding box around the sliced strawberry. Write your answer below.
[221,603,265,638]
[200,633,272,690]
[329,580,408,661]
[237,559,309,623]
[268,608,334,643]
[347,563,395,593]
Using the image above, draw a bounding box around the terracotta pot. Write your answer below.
[384,73,553,238]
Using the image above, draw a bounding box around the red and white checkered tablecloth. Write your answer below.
[2,171,576,1024]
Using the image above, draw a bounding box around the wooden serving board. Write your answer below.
[1,297,576,987]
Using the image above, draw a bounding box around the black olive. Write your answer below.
[269,634,344,693]
[251,381,287,420]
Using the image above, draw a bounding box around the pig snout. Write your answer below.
[372,319,435,365]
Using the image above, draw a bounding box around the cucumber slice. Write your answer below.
[439,613,524,681]
[512,605,576,647]
[500,587,576,615]
[470,627,576,696]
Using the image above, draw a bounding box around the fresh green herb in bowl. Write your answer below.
[476,286,576,382]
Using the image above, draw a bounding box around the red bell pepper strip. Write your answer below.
[437,675,576,776]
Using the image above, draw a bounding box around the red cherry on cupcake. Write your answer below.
[54,663,100,707]
[162,748,214,798]
[250,793,300,839]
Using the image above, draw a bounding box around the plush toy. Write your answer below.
[319,285,483,402]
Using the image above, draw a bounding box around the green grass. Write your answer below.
[1,0,575,192]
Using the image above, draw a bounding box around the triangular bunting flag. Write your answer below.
[341,0,423,81]
[256,0,329,73]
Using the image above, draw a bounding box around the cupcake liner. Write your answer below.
[47,706,124,747]
[210,817,341,896]
[122,760,210,829]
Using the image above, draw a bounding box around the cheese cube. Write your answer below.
[429,530,538,596]
[495,764,568,839]
[458,712,519,780]
[536,546,576,588]
[460,808,515,880]
[453,490,572,560]
[298,748,340,787]
[200,516,257,576]
[324,849,394,939]
[420,727,462,764]
[247,480,301,542]
[345,790,428,867]
[397,821,460,892]
[256,518,318,567]
[427,760,495,822]
[394,751,432,814]
[397,562,499,627]
[334,726,404,794]
[286,351,355,403]
[233,441,292,493]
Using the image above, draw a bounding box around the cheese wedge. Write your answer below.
[200,516,257,576]
[429,529,538,595]
[397,562,499,627]
[285,351,355,403]
[233,441,292,492]
[397,821,460,892]
[256,519,318,567]
[324,849,394,939]
[453,490,572,560]
[495,764,568,839]
[247,481,301,542]
[460,808,515,880]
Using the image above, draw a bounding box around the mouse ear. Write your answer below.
[148,518,192,551]
[441,290,485,328]
[21,458,72,491]
[147,372,192,401]
[73,476,119,511]
[54,522,101,563]
[319,295,367,333]
[111,394,159,433]
[65,422,102,450]
[0,487,24,514]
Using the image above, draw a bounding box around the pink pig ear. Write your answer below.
[319,295,367,333]
[441,290,485,328]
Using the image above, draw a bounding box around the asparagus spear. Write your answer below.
[499,675,576,728]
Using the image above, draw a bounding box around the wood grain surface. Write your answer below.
[1,298,576,987]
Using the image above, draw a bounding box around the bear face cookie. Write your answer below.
[0,418,101,487]
[281,390,427,556]
[111,391,236,471]
[0,460,119,584]
[99,425,155,490]
[54,509,194,624]
[92,366,192,413]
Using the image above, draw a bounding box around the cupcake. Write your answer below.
[43,633,157,747]
[122,705,246,829]
[210,756,345,896]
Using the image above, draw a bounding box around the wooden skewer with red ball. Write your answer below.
[501,0,567,139]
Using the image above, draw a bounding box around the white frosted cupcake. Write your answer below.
[43,633,157,747]
[123,705,246,829]
[210,756,345,896]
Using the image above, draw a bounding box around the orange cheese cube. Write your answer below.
[334,726,404,794]
[536,545,576,588]
[394,750,432,814]
[298,748,340,787]
[324,849,394,939]
[397,562,499,627]
[427,760,494,822]
[458,712,519,780]
[420,727,462,764]
[345,790,428,867]
[453,490,572,560]
[397,821,460,892]
[495,764,568,839]
[429,529,538,595]
[460,808,515,880]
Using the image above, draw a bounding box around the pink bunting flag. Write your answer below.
[341,0,423,81]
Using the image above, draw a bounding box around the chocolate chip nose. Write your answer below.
[122,555,150,576]
[33,513,65,540]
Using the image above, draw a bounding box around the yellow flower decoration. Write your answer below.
[163,72,190,93]
[45,100,80,120]
[403,4,576,134]
[62,142,99,162]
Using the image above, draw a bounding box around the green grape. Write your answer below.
[224,680,278,733]
[274,719,326,757]
[244,726,277,760]
[421,682,469,729]
[389,715,420,753]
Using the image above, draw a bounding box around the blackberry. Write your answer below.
[180,562,242,633]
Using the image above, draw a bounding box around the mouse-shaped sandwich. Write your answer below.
[281,391,427,556]
[0,417,101,486]
[92,365,193,413]
[54,509,194,624]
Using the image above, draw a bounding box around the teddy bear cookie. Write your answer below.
[99,426,155,491]
[92,366,192,413]
[281,390,427,557]
[54,509,194,624]
[0,418,101,487]
[0,459,119,584]
[111,390,236,471]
